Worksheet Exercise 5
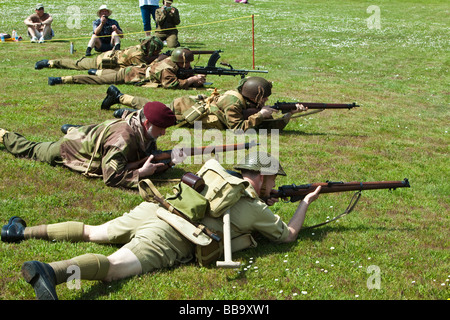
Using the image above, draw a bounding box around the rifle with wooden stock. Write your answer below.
[243,101,359,119]
[267,179,410,229]
[126,140,258,171]
[269,179,410,202]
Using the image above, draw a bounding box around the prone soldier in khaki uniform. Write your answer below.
[102,77,308,131]
[47,47,206,89]
[1,152,321,300]
[34,36,164,71]
[0,102,176,189]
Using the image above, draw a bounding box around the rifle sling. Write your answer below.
[303,191,362,230]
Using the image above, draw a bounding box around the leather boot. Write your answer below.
[101,85,123,110]
[61,124,82,134]
[88,69,97,75]
[113,108,138,118]
[48,77,62,85]
[1,216,27,243]
[35,59,49,70]
[21,261,58,300]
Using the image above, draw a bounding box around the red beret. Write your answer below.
[143,101,176,128]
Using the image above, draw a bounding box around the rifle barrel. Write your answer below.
[152,141,258,162]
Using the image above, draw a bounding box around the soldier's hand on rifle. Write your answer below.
[289,103,308,115]
[302,186,321,205]
[265,193,280,206]
[138,155,166,178]
[259,106,276,119]
[187,74,206,87]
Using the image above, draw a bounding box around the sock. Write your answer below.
[49,253,110,285]
[24,225,48,240]
[61,76,73,84]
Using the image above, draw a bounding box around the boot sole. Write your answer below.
[21,261,58,300]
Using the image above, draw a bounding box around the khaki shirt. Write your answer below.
[201,184,290,243]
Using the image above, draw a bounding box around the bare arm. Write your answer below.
[282,186,321,243]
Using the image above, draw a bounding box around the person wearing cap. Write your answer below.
[47,47,206,89]
[34,36,164,71]
[1,152,321,300]
[85,5,123,56]
[0,102,177,189]
[24,3,54,43]
[103,77,307,131]
[155,0,181,48]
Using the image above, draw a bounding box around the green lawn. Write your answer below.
[0,0,448,301]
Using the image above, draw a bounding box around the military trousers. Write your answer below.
[107,201,195,273]
[121,95,183,119]
[50,57,98,70]
[2,132,63,166]
[155,30,179,48]
[65,68,127,85]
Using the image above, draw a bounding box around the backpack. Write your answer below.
[196,159,249,218]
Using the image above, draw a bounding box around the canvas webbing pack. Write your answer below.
[138,159,255,266]
[174,89,223,129]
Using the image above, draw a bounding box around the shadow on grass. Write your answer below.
[280,129,369,138]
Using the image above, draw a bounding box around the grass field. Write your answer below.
[0,0,448,301]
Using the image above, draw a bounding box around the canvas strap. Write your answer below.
[82,119,121,178]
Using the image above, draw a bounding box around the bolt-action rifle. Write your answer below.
[178,50,268,79]
[269,179,410,202]
[267,179,411,229]
[243,101,359,119]
[126,140,258,171]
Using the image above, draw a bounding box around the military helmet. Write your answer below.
[234,151,286,176]
[141,36,164,56]
[238,77,272,105]
[171,47,194,63]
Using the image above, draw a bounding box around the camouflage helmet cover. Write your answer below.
[140,36,164,56]
[234,151,286,176]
